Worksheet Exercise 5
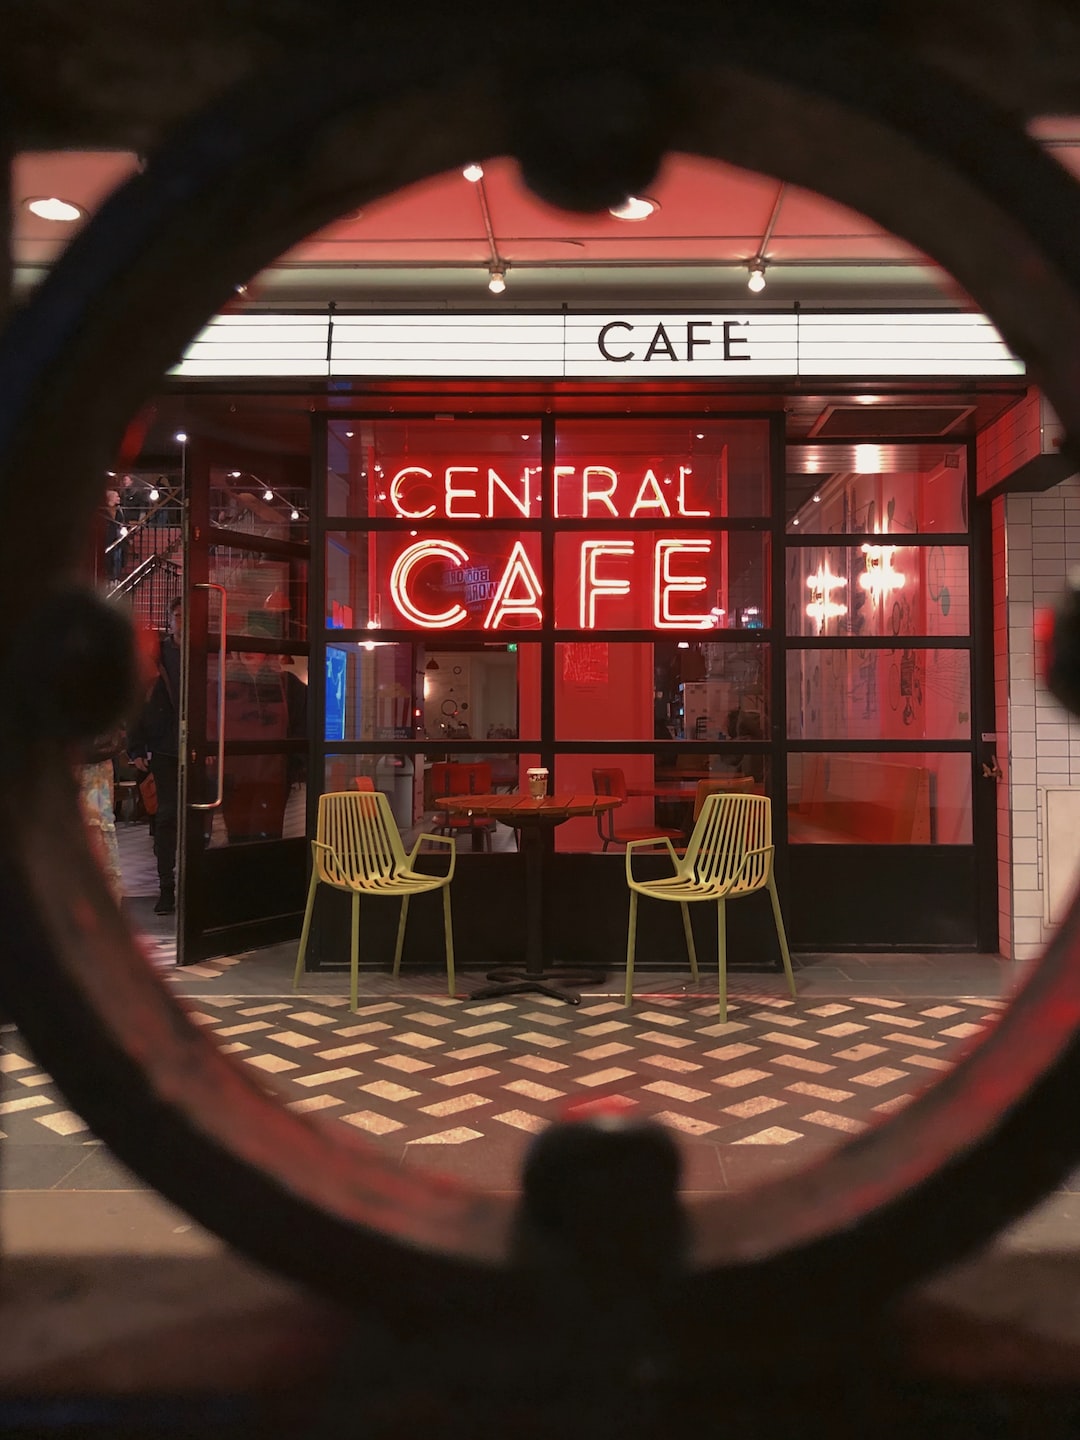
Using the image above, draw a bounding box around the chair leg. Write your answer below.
[350,892,361,1011]
[392,895,410,978]
[768,875,798,1001]
[294,871,320,991]
[716,899,727,1024]
[442,887,456,997]
[680,903,699,982]
[624,891,638,1005]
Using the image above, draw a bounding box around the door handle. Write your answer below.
[981,754,1003,781]
[191,582,227,811]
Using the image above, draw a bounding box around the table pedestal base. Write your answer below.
[468,965,607,1005]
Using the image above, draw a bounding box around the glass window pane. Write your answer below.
[554,752,771,852]
[787,752,972,844]
[325,641,536,743]
[556,640,769,742]
[787,544,969,637]
[555,531,768,631]
[208,550,308,641]
[554,418,769,518]
[327,419,542,520]
[210,462,310,539]
[786,649,971,740]
[786,444,968,534]
[327,530,543,633]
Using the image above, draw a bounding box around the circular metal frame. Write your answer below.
[3,9,1080,1326]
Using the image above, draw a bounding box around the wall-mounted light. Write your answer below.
[425,658,440,671]
[462,162,484,182]
[488,265,507,294]
[859,543,905,602]
[747,261,767,294]
[806,562,848,629]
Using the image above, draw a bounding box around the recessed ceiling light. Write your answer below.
[608,195,658,221]
[26,196,83,223]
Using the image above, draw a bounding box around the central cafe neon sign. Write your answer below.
[385,460,723,631]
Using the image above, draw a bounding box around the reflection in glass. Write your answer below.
[554,418,770,518]
[556,640,769,742]
[554,753,771,852]
[554,531,768,632]
[327,420,542,520]
[787,545,969,638]
[327,530,543,633]
[324,641,529,744]
[210,464,310,539]
[787,751,972,844]
[785,445,968,535]
[786,649,971,740]
[204,650,308,848]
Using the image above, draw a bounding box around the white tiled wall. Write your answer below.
[1002,476,1080,961]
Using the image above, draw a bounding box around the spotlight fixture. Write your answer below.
[228,470,242,478]
[148,487,160,502]
[263,488,274,502]
[462,162,484,183]
[488,265,507,294]
[174,431,188,444]
[26,196,83,222]
[747,261,767,294]
[291,508,300,521]
[608,195,658,221]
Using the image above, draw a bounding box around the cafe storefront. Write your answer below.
[169,308,1022,968]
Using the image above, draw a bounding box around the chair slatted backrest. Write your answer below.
[684,792,772,891]
[316,791,406,886]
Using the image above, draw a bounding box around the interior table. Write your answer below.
[439,792,620,1004]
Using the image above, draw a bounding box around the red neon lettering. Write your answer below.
[389,539,470,627]
[483,541,543,629]
[676,465,709,517]
[628,468,672,519]
[654,539,713,628]
[579,540,633,628]
[581,466,619,518]
[389,467,436,520]
[445,466,481,519]
[488,466,532,518]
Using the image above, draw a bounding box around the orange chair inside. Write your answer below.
[591,767,683,852]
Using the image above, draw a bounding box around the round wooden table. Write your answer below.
[439,792,620,1004]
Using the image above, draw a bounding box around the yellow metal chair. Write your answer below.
[624,792,796,1022]
[293,790,456,1008]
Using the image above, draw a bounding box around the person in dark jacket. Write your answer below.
[128,595,182,914]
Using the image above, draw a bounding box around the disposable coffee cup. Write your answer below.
[527,767,549,799]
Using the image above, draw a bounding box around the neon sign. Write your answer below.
[387,536,717,631]
[385,461,715,521]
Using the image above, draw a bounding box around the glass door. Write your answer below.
[178,438,311,963]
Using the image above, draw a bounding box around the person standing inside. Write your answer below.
[129,595,182,915]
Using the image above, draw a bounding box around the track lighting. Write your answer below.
[747,261,767,294]
[291,508,300,521]
[462,162,484,183]
[263,488,274,502]
[488,265,507,294]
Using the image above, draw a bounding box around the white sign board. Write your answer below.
[172,310,1024,381]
